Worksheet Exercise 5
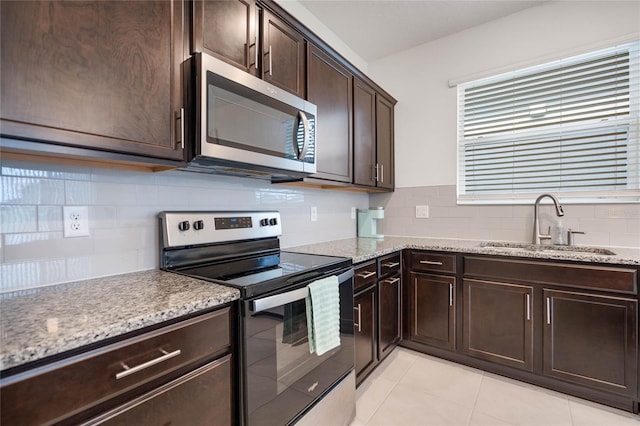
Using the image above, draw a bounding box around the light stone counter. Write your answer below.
[0,270,239,371]
[288,237,640,266]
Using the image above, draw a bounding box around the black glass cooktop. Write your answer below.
[177,251,351,299]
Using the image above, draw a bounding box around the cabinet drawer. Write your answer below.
[378,252,401,278]
[410,251,456,274]
[464,256,637,295]
[1,308,231,426]
[354,261,378,292]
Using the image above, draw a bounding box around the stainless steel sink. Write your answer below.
[478,242,616,256]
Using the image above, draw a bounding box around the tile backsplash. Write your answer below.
[371,186,640,249]
[1,160,368,292]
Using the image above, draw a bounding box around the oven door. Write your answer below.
[242,268,354,426]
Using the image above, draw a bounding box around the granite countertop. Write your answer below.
[0,270,239,372]
[288,236,640,266]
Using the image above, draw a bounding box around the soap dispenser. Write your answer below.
[551,219,567,245]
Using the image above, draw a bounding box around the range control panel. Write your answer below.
[160,211,282,248]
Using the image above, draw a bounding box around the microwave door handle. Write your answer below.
[298,111,310,160]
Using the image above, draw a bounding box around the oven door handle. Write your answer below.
[252,268,353,313]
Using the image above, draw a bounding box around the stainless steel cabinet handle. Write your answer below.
[420,260,443,266]
[268,44,273,76]
[383,277,400,285]
[375,163,379,182]
[382,262,400,268]
[380,164,384,183]
[176,108,184,149]
[449,283,453,306]
[546,297,551,325]
[356,271,376,279]
[526,293,531,321]
[116,349,181,380]
[254,37,258,70]
[354,304,362,332]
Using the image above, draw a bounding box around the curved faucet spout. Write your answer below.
[532,194,564,244]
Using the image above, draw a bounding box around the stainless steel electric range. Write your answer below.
[159,211,355,426]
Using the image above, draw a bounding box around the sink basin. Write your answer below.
[478,242,616,256]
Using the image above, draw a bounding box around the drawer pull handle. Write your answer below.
[356,271,376,279]
[116,349,181,380]
[354,304,362,332]
[384,277,400,285]
[382,261,400,268]
[419,260,443,266]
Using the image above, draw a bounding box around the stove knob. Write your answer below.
[269,218,278,226]
[193,220,204,230]
[260,218,269,227]
[178,220,190,231]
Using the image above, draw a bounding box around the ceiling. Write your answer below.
[297,0,548,62]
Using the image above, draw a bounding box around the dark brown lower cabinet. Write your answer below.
[0,308,234,425]
[543,289,638,398]
[409,272,455,350]
[354,285,377,384]
[462,279,533,371]
[88,355,232,425]
[378,273,401,360]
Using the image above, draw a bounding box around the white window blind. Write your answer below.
[457,41,640,203]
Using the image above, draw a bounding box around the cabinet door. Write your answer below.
[262,10,306,98]
[90,356,233,425]
[0,1,185,161]
[307,44,353,183]
[376,94,394,190]
[195,0,257,74]
[354,286,377,384]
[378,273,401,361]
[543,289,638,398]
[462,279,533,371]
[410,273,455,350]
[353,78,377,187]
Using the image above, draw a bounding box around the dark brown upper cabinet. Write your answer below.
[307,44,353,183]
[261,9,306,98]
[376,94,395,190]
[353,78,377,187]
[193,0,258,75]
[353,78,396,190]
[0,0,186,164]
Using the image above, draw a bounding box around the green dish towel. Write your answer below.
[306,275,341,356]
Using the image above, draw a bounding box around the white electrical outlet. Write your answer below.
[351,207,356,220]
[310,206,318,222]
[63,206,90,237]
[415,205,429,218]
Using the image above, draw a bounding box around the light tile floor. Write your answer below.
[350,347,640,426]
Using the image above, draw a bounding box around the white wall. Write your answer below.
[275,0,368,73]
[0,160,367,292]
[368,1,640,248]
[368,0,640,188]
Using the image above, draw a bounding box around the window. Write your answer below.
[457,41,640,203]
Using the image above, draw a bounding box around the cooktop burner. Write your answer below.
[177,251,350,298]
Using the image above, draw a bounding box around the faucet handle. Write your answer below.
[567,228,585,246]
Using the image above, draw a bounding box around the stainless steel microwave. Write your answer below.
[182,52,317,181]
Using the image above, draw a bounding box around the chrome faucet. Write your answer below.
[532,194,564,244]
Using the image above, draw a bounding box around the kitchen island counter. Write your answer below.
[0,270,239,372]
